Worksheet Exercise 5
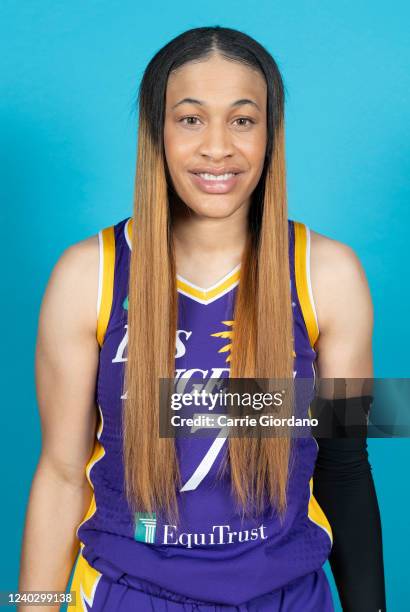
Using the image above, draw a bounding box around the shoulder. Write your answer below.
[58,233,99,270]
[52,213,130,289]
[39,215,129,348]
[54,234,99,299]
[309,228,364,281]
[40,233,100,341]
[308,227,373,335]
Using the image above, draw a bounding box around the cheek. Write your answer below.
[164,140,192,179]
[163,133,192,196]
[163,126,174,169]
[238,132,267,165]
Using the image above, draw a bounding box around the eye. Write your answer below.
[179,116,201,126]
[233,117,255,128]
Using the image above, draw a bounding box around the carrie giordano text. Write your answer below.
[170,414,318,429]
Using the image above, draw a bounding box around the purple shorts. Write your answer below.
[70,550,334,611]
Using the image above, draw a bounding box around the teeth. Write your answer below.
[197,172,236,181]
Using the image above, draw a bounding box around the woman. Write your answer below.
[19,26,385,611]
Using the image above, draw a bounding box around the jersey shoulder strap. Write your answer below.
[292,220,320,349]
[96,217,130,347]
[96,225,115,347]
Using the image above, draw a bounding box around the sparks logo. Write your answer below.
[211,319,297,362]
[123,296,129,311]
[134,512,157,544]
[211,320,234,362]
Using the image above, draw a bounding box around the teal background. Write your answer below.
[1,1,409,610]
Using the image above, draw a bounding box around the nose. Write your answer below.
[198,120,235,160]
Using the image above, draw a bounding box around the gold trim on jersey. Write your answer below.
[293,221,319,349]
[73,404,106,608]
[294,224,331,546]
[96,226,116,347]
[72,227,112,605]
[176,268,241,304]
[307,476,333,546]
[75,406,105,539]
[127,217,240,304]
[70,549,103,611]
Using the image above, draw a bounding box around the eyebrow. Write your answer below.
[171,97,261,112]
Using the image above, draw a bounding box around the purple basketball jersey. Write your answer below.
[75,216,333,606]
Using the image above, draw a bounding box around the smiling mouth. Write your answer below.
[188,171,242,194]
[193,172,239,181]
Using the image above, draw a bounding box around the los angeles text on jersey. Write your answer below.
[162,524,268,549]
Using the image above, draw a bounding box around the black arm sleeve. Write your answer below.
[312,406,387,612]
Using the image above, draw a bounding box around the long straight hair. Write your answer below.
[123,26,295,523]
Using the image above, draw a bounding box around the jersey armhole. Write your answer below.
[96,226,116,347]
[293,221,320,349]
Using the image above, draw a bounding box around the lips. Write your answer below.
[189,170,242,194]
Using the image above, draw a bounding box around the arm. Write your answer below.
[310,233,386,612]
[18,235,100,611]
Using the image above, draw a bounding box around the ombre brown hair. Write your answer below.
[123,26,295,524]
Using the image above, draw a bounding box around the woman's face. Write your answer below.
[164,54,268,220]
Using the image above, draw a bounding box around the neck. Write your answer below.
[171,199,249,262]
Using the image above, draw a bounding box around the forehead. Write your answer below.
[166,55,267,108]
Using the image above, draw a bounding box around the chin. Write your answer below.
[189,199,244,220]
